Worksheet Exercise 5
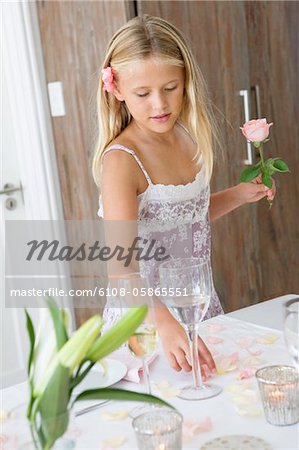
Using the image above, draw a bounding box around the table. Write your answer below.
[1,294,298,449]
[227,294,297,330]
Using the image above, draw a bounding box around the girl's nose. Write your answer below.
[151,91,168,111]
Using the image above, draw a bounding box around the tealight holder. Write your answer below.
[256,365,299,426]
[132,409,183,450]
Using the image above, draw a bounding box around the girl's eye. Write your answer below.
[136,86,177,98]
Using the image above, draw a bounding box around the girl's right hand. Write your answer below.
[157,309,216,380]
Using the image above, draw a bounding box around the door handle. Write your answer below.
[239,89,253,165]
[0,183,22,195]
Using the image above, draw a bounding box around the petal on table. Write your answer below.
[206,336,224,345]
[183,417,212,442]
[236,336,253,348]
[101,435,126,449]
[215,352,239,374]
[236,369,255,380]
[247,348,262,356]
[233,402,262,417]
[226,381,252,395]
[206,324,226,333]
[102,410,129,421]
[154,380,171,389]
[158,387,181,398]
[232,390,259,405]
[241,355,265,367]
[256,334,279,344]
[154,380,181,398]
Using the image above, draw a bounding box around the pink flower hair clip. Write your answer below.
[101,66,115,93]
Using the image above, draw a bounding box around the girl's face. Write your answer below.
[112,56,185,133]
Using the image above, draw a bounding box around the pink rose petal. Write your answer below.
[206,336,224,345]
[183,417,212,442]
[236,336,253,348]
[206,324,225,333]
[215,352,239,374]
[237,369,255,380]
[192,416,213,433]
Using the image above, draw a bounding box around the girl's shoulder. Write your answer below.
[100,130,142,192]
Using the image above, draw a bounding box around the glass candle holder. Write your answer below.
[132,410,183,450]
[256,365,299,426]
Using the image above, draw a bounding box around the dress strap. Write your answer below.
[102,144,152,185]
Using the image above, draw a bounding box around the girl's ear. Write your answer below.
[112,85,125,102]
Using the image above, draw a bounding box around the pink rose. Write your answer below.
[101,67,115,93]
[240,118,273,142]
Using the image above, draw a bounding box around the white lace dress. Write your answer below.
[98,125,224,329]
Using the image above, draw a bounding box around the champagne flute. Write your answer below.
[284,297,299,369]
[118,272,159,418]
[159,257,222,400]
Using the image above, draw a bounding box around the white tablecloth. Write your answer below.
[1,294,298,449]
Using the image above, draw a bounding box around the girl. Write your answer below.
[92,15,275,377]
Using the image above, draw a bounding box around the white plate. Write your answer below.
[73,358,127,395]
[200,435,272,450]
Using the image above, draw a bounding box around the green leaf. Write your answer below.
[261,169,273,188]
[240,163,261,183]
[25,309,35,377]
[265,159,275,176]
[46,296,68,350]
[272,159,290,173]
[70,362,95,390]
[38,363,70,449]
[86,306,148,362]
[74,387,174,410]
[35,315,103,398]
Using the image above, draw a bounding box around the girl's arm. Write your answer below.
[209,178,276,222]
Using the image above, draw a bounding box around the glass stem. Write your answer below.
[187,327,203,390]
[142,358,152,395]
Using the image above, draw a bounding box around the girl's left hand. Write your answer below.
[237,175,276,204]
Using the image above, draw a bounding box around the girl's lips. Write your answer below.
[151,113,171,123]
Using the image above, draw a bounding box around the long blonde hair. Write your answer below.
[92,14,221,186]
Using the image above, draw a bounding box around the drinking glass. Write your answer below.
[133,410,183,450]
[159,257,222,400]
[118,272,159,418]
[283,297,299,369]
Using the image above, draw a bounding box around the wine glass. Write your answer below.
[283,297,299,369]
[159,257,222,400]
[118,272,159,418]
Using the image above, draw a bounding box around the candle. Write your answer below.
[256,365,299,425]
[133,410,183,450]
[156,444,166,450]
[268,388,284,406]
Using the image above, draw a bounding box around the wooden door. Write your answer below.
[137,1,261,311]
[245,1,299,299]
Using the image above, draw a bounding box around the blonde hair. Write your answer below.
[92,14,221,186]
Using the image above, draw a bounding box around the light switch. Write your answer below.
[47,81,66,117]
